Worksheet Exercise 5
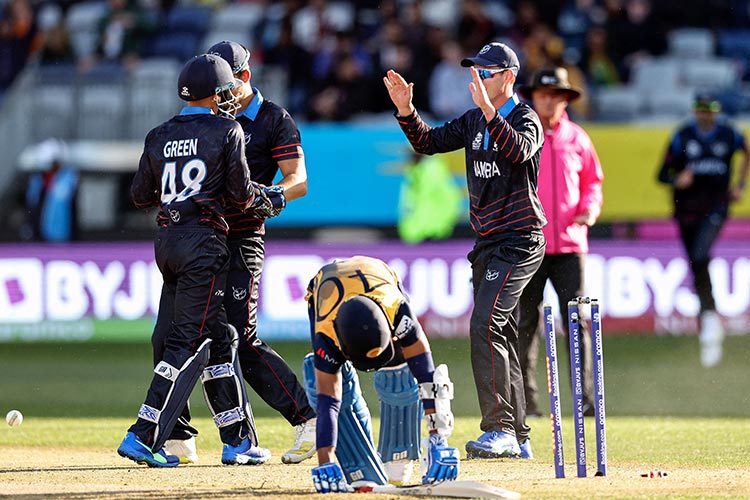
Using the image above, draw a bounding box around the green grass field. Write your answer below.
[1,336,749,499]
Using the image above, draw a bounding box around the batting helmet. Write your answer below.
[333,295,395,372]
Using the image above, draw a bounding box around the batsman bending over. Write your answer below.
[304,256,459,493]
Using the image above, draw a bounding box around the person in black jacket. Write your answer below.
[657,93,749,368]
[117,54,271,467]
[384,42,545,460]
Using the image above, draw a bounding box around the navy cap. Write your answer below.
[207,40,250,75]
[693,92,721,112]
[461,42,520,73]
[177,54,242,102]
[333,295,395,372]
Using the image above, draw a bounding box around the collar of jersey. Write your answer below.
[497,93,520,118]
[179,106,213,115]
[237,87,264,121]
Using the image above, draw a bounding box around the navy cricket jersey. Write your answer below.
[396,94,547,238]
[659,120,746,216]
[225,88,304,238]
[131,107,254,232]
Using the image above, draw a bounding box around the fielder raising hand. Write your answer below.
[383,70,415,117]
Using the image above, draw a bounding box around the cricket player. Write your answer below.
[156,40,316,465]
[384,42,544,460]
[658,92,749,367]
[304,256,459,493]
[118,54,270,467]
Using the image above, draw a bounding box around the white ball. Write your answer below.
[6,410,23,427]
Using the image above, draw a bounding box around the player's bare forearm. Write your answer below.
[277,158,308,201]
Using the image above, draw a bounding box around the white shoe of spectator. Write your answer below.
[164,436,199,464]
[281,417,317,464]
[699,310,724,368]
[385,459,414,486]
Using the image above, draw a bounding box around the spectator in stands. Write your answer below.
[0,0,41,95]
[95,0,155,67]
[429,40,476,121]
[457,0,495,54]
[580,25,621,87]
[39,17,75,65]
[291,0,353,55]
[657,93,749,368]
[606,0,667,81]
[262,16,313,117]
[506,0,540,49]
[516,67,603,417]
[308,52,372,121]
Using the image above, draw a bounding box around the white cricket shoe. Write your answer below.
[281,417,316,464]
[384,459,414,486]
[164,436,199,464]
[700,310,724,368]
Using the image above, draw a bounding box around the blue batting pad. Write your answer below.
[373,364,422,462]
[302,354,387,485]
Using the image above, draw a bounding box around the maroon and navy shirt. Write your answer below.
[131,107,254,232]
[396,94,547,238]
[224,88,304,238]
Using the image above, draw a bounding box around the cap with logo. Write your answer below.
[518,67,582,102]
[207,40,251,75]
[461,42,520,74]
[333,295,395,372]
[693,92,721,112]
[177,53,243,102]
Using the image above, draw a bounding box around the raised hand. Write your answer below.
[421,433,460,484]
[468,67,495,120]
[312,462,354,494]
[383,69,415,117]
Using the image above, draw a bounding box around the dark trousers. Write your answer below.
[467,231,545,443]
[225,236,315,426]
[517,253,594,415]
[677,206,727,312]
[132,227,245,447]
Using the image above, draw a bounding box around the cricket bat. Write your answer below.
[355,480,521,499]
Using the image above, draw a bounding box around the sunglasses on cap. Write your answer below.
[477,68,512,80]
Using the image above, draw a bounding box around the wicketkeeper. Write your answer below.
[304,255,460,493]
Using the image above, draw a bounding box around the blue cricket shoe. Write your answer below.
[519,439,534,459]
[117,432,180,468]
[221,437,272,465]
[465,431,521,459]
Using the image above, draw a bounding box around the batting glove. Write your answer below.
[250,185,286,219]
[421,433,460,484]
[311,462,354,493]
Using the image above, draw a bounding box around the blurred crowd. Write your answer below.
[2,0,750,120]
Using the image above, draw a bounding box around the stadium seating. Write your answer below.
[77,63,128,140]
[210,3,264,32]
[201,29,254,54]
[667,28,715,59]
[145,32,201,62]
[165,5,214,34]
[127,59,182,139]
[717,28,750,79]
